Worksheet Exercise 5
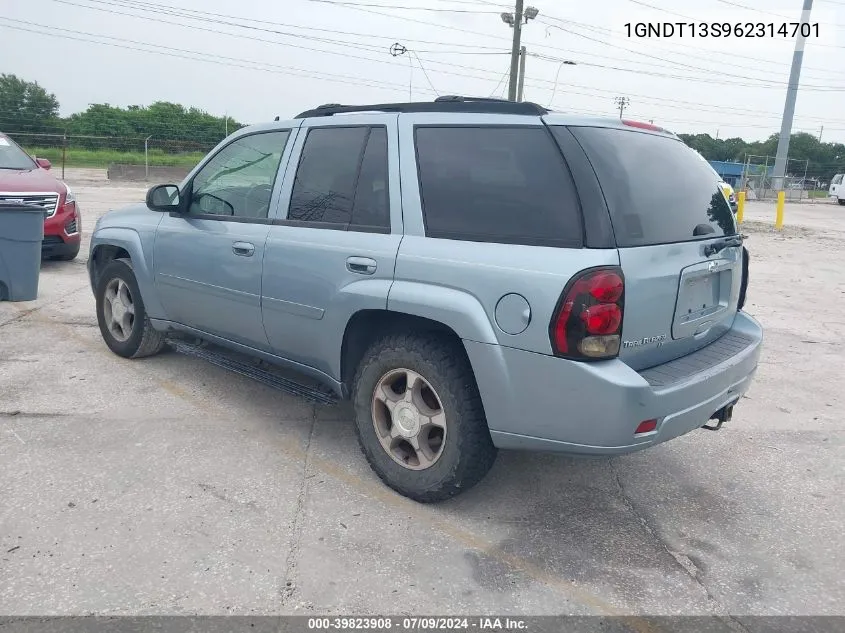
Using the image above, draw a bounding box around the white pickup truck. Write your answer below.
[830,174,844,205]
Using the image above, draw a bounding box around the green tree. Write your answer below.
[0,74,60,133]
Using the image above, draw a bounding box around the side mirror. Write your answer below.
[35,157,52,170]
[146,184,181,212]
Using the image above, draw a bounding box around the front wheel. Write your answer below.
[95,259,167,359]
[352,333,497,503]
[838,198,845,206]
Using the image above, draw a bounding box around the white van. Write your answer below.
[830,174,844,205]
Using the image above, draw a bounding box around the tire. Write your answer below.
[95,258,167,359]
[352,333,497,503]
[838,198,845,206]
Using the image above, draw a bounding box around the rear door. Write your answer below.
[261,115,402,380]
[558,124,742,371]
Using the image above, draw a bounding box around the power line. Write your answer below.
[15,3,845,128]
[0,20,439,97]
[48,0,505,53]
[7,14,844,132]
[41,2,513,81]
[711,0,845,33]
[65,0,845,85]
[303,0,501,13]
[6,12,844,129]
[565,1,845,77]
[537,20,845,89]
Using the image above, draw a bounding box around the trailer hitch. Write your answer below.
[702,402,735,431]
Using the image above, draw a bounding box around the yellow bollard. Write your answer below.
[775,191,785,230]
[736,191,745,224]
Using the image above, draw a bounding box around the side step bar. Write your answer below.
[169,340,338,405]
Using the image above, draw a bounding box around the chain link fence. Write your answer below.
[739,154,830,202]
[6,131,217,181]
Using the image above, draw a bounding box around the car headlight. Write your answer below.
[63,183,76,204]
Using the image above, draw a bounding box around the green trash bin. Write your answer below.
[0,202,45,301]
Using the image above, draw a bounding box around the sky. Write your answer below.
[1,0,844,143]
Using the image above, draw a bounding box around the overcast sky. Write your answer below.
[2,0,844,142]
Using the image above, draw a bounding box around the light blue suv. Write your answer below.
[88,97,762,502]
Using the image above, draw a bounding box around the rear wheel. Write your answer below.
[352,333,497,502]
[95,259,166,359]
[838,198,845,206]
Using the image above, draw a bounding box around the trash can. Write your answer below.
[0,202,45,301]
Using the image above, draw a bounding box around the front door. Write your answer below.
[153,129,295,350]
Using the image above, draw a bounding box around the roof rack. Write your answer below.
[294,96,549,119]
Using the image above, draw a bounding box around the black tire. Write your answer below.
[838,198,845,206]
[95,258,167,359]
[352,333,497,503]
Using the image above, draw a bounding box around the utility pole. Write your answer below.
[614,96,630,118]
[507,1,523,102]
[772,0,813,191]
[517,46,527,102]
[818,125,824,143]
[500,2,538,101]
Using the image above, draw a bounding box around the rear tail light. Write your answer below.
[550,266,625,360]
[635,419,657,434]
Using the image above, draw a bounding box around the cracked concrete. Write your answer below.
[280,412,317,608]
[1,171,843,617]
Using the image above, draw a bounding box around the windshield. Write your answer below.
[0,135,36,170]
[561,126,737,247]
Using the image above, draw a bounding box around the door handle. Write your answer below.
[232,241,255,257]
[346,256,377,275]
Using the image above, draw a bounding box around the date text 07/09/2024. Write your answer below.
[624,22,820,38]
[307,617,528,630]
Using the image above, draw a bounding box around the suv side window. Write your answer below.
[351,127,390,232]
[414,126,582,247]
[189,131,290,219]
[288,126,370,227]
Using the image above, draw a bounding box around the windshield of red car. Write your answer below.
[0,135,37,170]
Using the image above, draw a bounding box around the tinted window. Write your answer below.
[563,126,737,247]
[415,127,582,247]
[0,135,36,170]
[351,127,390,231]
[288,127,369,225]
[190,131,290,219]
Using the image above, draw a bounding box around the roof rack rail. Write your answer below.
[294,97,549,119]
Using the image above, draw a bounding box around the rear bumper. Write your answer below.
[466,311,762,455]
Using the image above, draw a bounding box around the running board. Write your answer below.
[169,340,338,405]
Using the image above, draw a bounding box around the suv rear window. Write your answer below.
[414,126,582,248]
[562,126,737,247]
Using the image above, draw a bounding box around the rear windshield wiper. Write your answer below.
[704,234,744,257]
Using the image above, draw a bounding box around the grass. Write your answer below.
[25,146,205,169]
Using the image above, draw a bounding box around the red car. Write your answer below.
[0,132,81,261]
